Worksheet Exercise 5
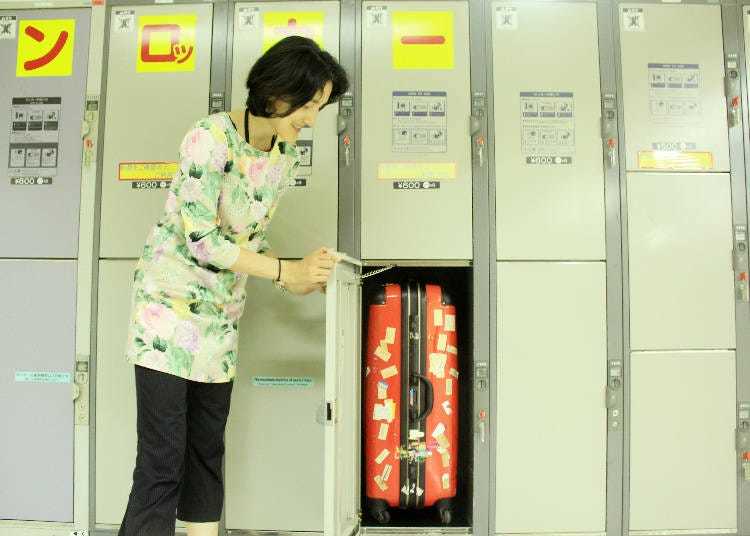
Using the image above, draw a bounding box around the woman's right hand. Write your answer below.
[281,247,338,295]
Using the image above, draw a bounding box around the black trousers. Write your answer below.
[118,364,234,536]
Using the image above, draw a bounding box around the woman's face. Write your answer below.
[269,80,333,143]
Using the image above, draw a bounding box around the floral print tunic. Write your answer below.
[124,112,300,383]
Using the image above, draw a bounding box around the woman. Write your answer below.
[118,36,349,536]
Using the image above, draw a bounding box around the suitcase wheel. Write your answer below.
[369,499,390,524]
[435,499,453,525]
[439,507,452,525]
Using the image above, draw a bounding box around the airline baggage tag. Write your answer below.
[437,333,448,352]
[446,344,458,355]
[444,314,456,332]
[432,422,446,439]
[375,342,391,362]
[385,326,396,345]
[442,473,450,490]
[441,451,450,468]
[374,475,388,491]
[373,399,396,422]
[381,365,398,379]
[434,309,443,327]
[429,353,447,378]
[446,378,453,396]
[378,423,389,440]
[377,380,388,399]
[442,400,452,415]
[381,464,393,482]
[376,448,390,464]
[409,429,425,440]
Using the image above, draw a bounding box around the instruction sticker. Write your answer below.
[262,12,325,52]
[137,14,196,73]
[0,16,17,39]
[392,11,453,70]
[366,5,388,27]
[114,10,135,33]
[648,63,701,126]
[8,97,61,186]
[16,371,72,383]
[238,7,260,31]
[495,6,517,30]
[622,8,645,32]
[252,376,313,388]
[16,19,75,77]
[392,90,447,154]
[520,91,575,166]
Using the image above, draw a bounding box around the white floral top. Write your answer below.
[124,113,300,383]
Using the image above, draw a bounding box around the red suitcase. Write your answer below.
[364,281,459,524]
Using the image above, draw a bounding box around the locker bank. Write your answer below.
[0,1,749,536]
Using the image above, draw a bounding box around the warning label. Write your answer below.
[520,91,575,165]
[8,97,61,186]
[392,90,447,154]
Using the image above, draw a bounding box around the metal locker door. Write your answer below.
[99,3,214,258]
[360,1,473,261]
[0,8,90,258]
[95,260,138,526]
[226,278,327,531]
[323,260,362,536]
[619,4,729,172]
[496,261,607,534]
[0,260,77,522]
[229,1,340,258]
[94,259,189,530]
[492,1,606,261]
[629,352,737,531]
[626,173,735,351]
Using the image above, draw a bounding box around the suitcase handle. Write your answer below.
[411,373,434,422]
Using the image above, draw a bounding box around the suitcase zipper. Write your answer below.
[399,283,411,509]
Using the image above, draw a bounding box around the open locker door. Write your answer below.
[324,258,363,536]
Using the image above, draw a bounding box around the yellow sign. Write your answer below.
[137,14,196,73]
[262,12,325,52]
[118,162,178,181]
[638,151,714,171]
[16,19,75,77]
[378,162,457,180]
[392,11,453,70]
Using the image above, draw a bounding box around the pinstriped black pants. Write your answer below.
[118,364,233,536]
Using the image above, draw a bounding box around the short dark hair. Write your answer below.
[245,36,349,118]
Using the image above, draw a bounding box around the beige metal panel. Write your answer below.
[226,277,326,531]
[95,260,138,525]
[230,2,340,259]
[619,4,729,172]
[99,3,213,258]
[361,1,473,260]
[95,259,188,529]
[629,351,737,531]
[496,261,608,533]
[627,173,735,351]
[492,1,606,261]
